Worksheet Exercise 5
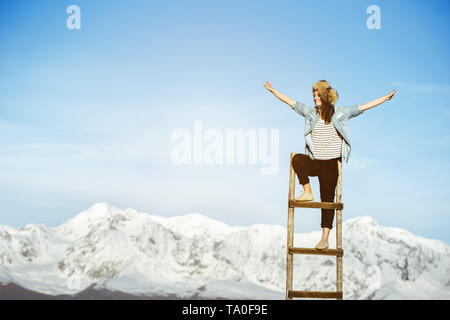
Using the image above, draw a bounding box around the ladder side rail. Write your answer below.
[286,152,296,300]
[336,158,343,299]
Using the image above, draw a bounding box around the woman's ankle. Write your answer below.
[302,183,312,193]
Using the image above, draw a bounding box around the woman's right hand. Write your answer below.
[385,89,397,100]
[264,81,275,93]
[264,82,295,107]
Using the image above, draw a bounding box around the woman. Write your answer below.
[264,80,396,250]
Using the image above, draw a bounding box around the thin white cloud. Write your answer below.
[0,120,58,134]
[392,81,450,96]
[418,135,450,146]
[345,156,376,170]
[0,142,163,160]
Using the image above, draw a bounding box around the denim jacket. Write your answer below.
[292,101,364,163]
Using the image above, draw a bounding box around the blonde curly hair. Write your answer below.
[312,80,338,105]
[312,80,338,124]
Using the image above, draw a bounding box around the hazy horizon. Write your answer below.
[1,0,449,244]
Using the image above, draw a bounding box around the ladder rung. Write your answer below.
[289,247,343,257]
[289,290,343,299]
[288,200,343,210]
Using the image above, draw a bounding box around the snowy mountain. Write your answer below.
[0,202,449,299]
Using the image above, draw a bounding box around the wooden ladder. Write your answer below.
[286,152,344,300]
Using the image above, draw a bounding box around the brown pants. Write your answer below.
[291,153,340,229]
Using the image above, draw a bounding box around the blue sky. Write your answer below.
[1,0,450,244]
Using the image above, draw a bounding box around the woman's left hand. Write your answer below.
[385,89,397,101]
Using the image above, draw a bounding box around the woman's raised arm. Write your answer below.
[264,81,295,107]
[360,89,397,111]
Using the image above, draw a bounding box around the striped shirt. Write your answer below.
[311,118,343,160]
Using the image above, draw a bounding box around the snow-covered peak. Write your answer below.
[345,215,378,227]
[149,212,243,240]
[0,203,449,299]
[344,215,449,254]
[56,202,142,239]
